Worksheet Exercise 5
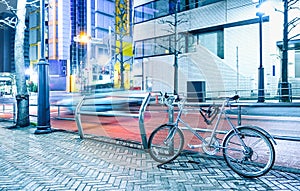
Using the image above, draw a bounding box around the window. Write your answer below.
[134,6,144,23]
[155,0,169,18]
[197,30,224,59]
[296,51,300,78]
[134,0,222,24]
[134,30,223,58]
[155,36,171,55]
[144,39,155,57]
[135,41,143,57]
[144,3,155,21]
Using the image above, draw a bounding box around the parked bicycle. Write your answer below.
[148,93,276,178]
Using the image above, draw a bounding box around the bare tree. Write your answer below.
[0,0,29,127]
[158,0,188,94]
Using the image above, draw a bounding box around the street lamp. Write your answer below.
[256,0,265,103]
[74,33,105,91]
[35,0,51,134]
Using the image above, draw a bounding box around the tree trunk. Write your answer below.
[14,0,30,127]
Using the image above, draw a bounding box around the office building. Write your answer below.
[133,0,300,98]
[29,0,115,91]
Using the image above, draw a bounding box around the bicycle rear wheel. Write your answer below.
[223,127,275,178]
[148,124,184,163]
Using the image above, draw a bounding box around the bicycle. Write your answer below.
[148,93,276,178]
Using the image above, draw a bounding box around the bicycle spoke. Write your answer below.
[148,125,184,163]
[248,137,264,148]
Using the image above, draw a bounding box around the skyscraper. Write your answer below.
[28,0,115,92]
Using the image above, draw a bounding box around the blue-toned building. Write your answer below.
[28,0,115,91]
[132,0,300,98]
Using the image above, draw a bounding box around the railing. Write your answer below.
[167,99,300,143]
[2,91,300,146]
[186,85,300,102]
[232,102,300,142]
[74,92,152,149]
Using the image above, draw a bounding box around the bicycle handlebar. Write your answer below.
[160,92,181,108]
[160,92,240,108]
[160,92,239,125]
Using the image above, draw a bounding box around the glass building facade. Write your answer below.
[27,0,115,91]
[134,0,224,59]
[69,0,115,90]
[132,0,300,98]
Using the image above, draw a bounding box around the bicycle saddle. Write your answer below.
[228,95,240,101]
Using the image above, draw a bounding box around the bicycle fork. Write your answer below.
[164,126,177,145]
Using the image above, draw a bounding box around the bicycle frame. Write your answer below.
[149,94,276,178]
[168,99,244,148]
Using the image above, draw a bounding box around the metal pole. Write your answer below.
[257,4,265,103]
[142,59,144,90]
[280,0,289,102]
[173,0,179,95]
[236,46,239,94]
[35,0,51,134]
[109,26,113,81]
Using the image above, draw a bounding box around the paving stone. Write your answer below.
[0,123,299,190]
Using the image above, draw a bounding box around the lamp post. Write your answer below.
[35,0,51,134]
[256,0,265,103]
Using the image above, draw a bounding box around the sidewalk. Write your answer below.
[0,121,300,191]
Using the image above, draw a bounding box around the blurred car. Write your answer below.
[56,89,147,113]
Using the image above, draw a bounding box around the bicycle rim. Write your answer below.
[223,127,275,178]
[148,124,184,164]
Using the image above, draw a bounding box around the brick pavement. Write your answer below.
[0,121,300,191]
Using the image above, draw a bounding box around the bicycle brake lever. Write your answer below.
[164,92,169,99]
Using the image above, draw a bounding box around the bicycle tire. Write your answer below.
[148,124,184,163]
[222,126,275,178]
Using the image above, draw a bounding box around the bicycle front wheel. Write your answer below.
[148,124,184,163]
[223,127,275,178]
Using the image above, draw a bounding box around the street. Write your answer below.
[1,99,300,171]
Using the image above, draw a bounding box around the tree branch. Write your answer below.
[288,0,298,8]
[288,17,300,33]
[0,0,13,10]
[0,16,17,28]
[289,33,300,41]
[158,44,174,54]
[0,0,18,27]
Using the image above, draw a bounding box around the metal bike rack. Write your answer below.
[74,92,151,149]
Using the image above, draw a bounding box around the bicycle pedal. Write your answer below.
[188,144,202,149]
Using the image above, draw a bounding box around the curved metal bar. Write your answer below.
[139,93,151,149]
[75,96,85,139]
[74,92,152,147]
